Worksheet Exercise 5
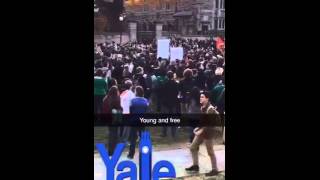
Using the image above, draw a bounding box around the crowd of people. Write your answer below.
[94,37,225,176]
[94,37,225,114]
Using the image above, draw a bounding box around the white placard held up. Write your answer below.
[157,39,170,59]
[170,47,184,61]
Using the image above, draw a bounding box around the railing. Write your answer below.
[94,32,130,45]
[137,31,156,41]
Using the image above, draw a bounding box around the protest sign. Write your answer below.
[157,39,170,59]
[170,47,183,61]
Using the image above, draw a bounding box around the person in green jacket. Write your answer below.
[210,80,225,106]
[94,69,108,116]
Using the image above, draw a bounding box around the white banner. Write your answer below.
[170,47,184,61]
[157,39,170,59]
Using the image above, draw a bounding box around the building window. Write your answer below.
[159,0,164,10]
[223,19,225,29]
[218,18,225,30]
[163,25,167,31]
[142,23,147,31]
[175,1,178,11]
[166,2,170,10]
[214,19,218,29]
[215,0,219,9]
[220,0,225,9]
[144,5,149,11]
[202,15,209,21]
[149,23,155,31]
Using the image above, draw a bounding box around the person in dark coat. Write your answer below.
[102,86,122,156]
[161,71,179,138]
[112,60,124,83]
[195,69,206,90]
[179,68,196,113]
[187,87,201,143]
[127,86,149,159]
[133,66,147,92]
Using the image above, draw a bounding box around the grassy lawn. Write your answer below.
[94,126,223,152]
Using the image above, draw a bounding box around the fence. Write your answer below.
[94,32,129,45]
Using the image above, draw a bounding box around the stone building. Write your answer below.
[94,0,124,33]
[124,0,225,40]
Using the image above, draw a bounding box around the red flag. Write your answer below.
[216,37,225,51]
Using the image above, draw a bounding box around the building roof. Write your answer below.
[173,11,193,17]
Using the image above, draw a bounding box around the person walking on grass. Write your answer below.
[185,91,221,177]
